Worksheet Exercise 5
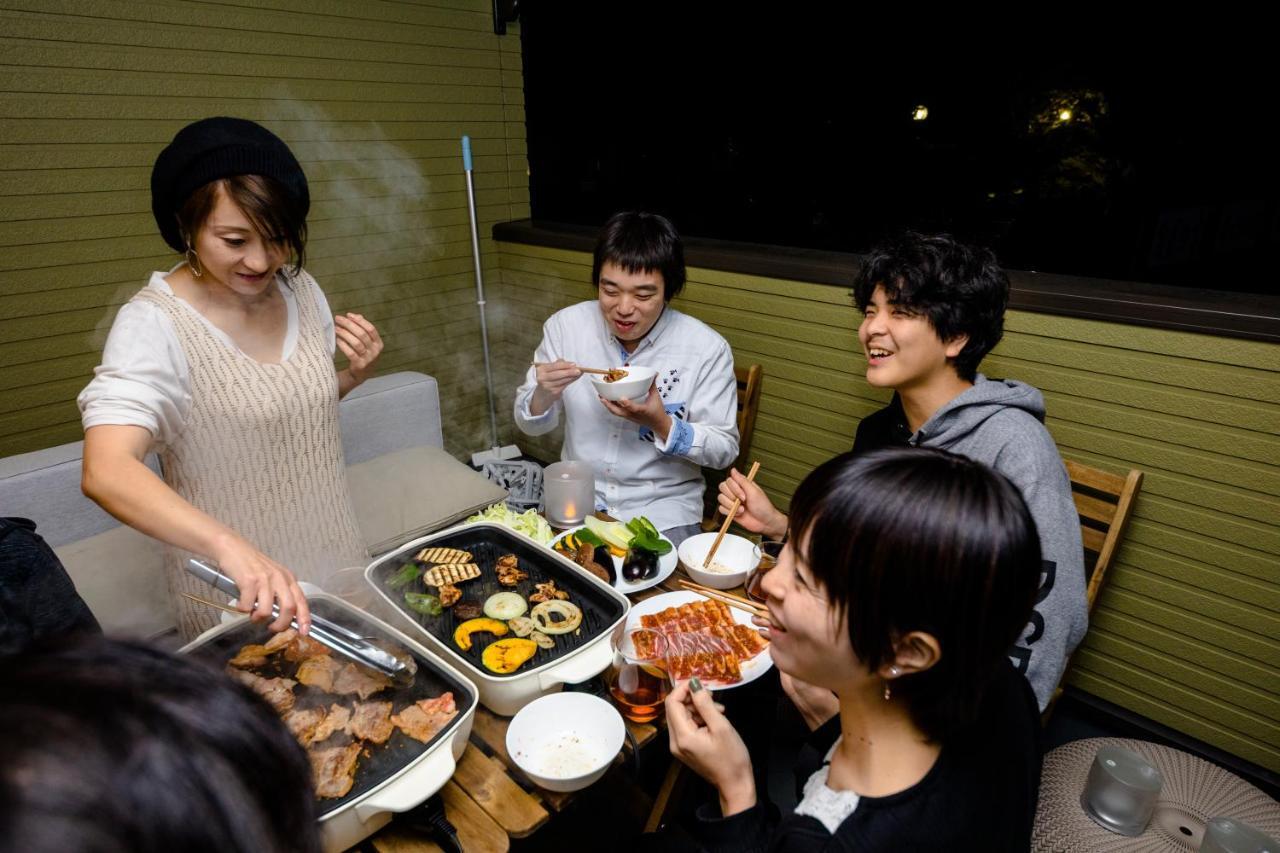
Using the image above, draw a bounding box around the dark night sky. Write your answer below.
[520,7,1275,293]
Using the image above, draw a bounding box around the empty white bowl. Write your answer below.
[678,531,760,590]
[506,692,625,792]
[590,365,658,401]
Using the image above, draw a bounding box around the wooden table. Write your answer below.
[368,569,721,852]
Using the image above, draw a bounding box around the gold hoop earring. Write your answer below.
[185,247,203,278]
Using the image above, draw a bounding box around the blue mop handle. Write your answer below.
[461,135,473,172]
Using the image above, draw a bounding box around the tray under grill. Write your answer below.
[368,525,626,679]
[183,597,475,817]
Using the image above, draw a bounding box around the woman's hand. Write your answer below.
[598,382,671,439]
[666,679,757,817]
[528,360,582,416]
[780,672,839,732]
[336,312,383,390]
[718,468,788,539]
[210,533,311,635]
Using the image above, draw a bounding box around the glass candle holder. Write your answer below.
[1080,745,1163,837]
[1201,817,1278,853]
[543,461,595,528]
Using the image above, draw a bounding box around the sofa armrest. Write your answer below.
[340,371,444,464]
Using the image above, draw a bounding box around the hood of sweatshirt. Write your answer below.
[913,374,1047,449]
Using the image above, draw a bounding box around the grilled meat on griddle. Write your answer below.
[390,692,459,744]
[228,668,297,714]
[309,742,362,799]
[347,700,395,744]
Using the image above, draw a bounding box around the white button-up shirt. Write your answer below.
[514,301,739,531]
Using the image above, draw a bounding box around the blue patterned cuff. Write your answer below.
[660,416,695,457]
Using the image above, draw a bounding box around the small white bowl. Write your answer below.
[678,531,760,590]
[506,693,625,792]
[590,365,659,401]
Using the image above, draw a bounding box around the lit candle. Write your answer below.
[543,461,594,527]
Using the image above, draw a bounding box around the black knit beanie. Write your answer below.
[150,117,309,252]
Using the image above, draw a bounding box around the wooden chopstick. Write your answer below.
[704,460,760,568]
[677,579,767,617]
[180,591,242,615]
[531,362,621,377]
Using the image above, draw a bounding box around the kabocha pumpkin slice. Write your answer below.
[453,618,508,651]
[481,638,538,674]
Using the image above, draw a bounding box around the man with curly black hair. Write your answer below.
[719,233,1086,710]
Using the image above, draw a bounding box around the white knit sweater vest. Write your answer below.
[134,271,367,639]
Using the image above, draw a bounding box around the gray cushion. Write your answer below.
[54,525,171,638]
[346,446,508,556]
[0,442,162,547]
[340,371,444,465]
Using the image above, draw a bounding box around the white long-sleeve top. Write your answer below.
[77,268,336,447]
[514,301,739,531]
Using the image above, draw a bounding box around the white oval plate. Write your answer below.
[549,527,678,595]
[625,590,773,690]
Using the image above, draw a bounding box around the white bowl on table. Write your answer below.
[589,365,658,401]
[506,692,626,792]
[678,531,761,590]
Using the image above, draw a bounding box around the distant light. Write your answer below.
[1058,108,1073,123]
[1013,187,1024,195]
[912,105,929,121]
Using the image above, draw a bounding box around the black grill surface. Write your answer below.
[369,525,626,679]
[184,597,476,817]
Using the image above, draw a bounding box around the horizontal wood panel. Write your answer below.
[495,241,1280,770]
[1,0,526,462]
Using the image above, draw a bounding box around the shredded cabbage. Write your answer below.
[466,502,554,545]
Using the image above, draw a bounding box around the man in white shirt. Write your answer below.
[514,212,739,545]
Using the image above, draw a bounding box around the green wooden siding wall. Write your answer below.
[0,0,529,461]
[494,241,1280,771]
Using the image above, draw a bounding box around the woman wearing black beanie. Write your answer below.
[77,117,382,639]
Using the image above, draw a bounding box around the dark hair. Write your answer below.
[176,174,308,275]
[0,637,321,853]
[591,211,686,301]
[788,447,1041,742]
[852,232,1009,381]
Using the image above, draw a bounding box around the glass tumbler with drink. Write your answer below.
[606,627,669,723]
[745,538,785,603]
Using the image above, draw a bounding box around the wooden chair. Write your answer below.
[1044,460,1144,719]
[701,363,764,530]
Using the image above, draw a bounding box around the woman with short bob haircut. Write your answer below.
[666,447,1044,851]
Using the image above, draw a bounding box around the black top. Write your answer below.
[851,394,912,455]
[0,517,101,656]
[689,662,1042,852]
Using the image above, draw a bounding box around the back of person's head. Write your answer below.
[592,211,686,301]
[788,447,1041,742]
[852,232,1009,381]
[0,637,321,853]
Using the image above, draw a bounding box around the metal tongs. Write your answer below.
[185,558,413,686]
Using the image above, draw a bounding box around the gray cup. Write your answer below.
[1201,817,1277,853]
[1080,745,1164,836]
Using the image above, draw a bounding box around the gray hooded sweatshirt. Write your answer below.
[853,375,1088,709]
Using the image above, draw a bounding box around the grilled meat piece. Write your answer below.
[283,706,327,746]
[311,703,351,744]
[284,633,331,662]
[495,554,528,587]
[228,643,272,669]
[309,742,362,799]
[390,692,458,744]
[347,700,395,744]
[332,662,392,700]
[296,655,341,693]
[529,580,569,603]
[263,628,298,653]
[228,668,297,714]
[438,583,462,608]
[452,601,482,620]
